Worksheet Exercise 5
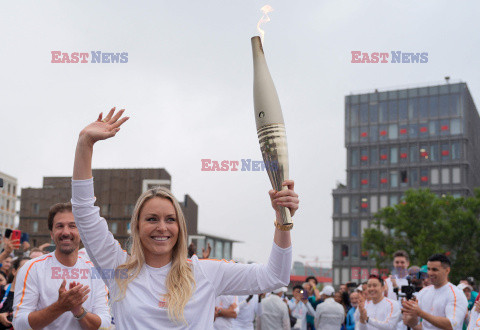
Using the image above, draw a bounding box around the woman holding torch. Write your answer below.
[71,108,298,329]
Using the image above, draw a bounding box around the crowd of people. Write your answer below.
[1,109,479,329]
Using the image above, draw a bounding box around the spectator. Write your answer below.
[232,294,261,330]
[385,250,410,301]
[304,276,321,330]
[0,257,30,329]
[314,285,345,330]
[288,285,315,330]
[258,287,290,330]
[355,275,401,329]
[0,257,12,280]
[402,254,468,330]
[460,277,478,311]
[345,291,359,330]
[13,202,111,330]
[214,295,239,329]
[0,274,5,287]
[28,248,44,259]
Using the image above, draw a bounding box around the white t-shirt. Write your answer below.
[314,297,345,330]
[232,295,260,330]
[71,178,292,330]
[354,297,401,329]
[214,295,239,329]
[12,252,111,330]
[258,294,290,330]
[288,298,315,330]
[468,310,480,329]
[417,283,468,330]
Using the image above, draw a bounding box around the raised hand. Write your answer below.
[202,243,212,259]
[56,279,90,313]
[268,180,299,218]
[79,107,129,146]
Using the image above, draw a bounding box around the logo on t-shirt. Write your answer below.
[158,295,168,309]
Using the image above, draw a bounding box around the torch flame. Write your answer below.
[257,5,274,44]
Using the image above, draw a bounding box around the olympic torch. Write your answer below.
[251,36,292,228]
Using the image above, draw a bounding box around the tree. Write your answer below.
[362,189,480,283]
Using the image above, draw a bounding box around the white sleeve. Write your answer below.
[12,260,39,330]
[368,300,401,330]
[71,178,127,287]
[314,305,321,329]
[198,242,291,296]
[354,307,367,330]
[306,301,315,316]
[232,296,240,314]
[90,280,112,328]
[468,310,480,330]
[282,303,290,330]
[446,288,468,329]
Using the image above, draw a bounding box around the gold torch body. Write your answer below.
[251,36,292,227]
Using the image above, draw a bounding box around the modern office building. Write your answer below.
[19,168,236,259]
[0,171,18,232]
[331,82,480,286]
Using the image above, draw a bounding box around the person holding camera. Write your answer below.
[402,254,468,330]
[288,285,315,330]
[354,275,401,329]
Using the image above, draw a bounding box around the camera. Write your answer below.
[393,267,425,300]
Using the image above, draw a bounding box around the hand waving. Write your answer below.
[79,107,129,145]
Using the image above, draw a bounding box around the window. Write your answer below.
[360,197,369,213]
[110,222,118,234]
[440,119,450,136]
[420,145,429,161]
[334,244,341,261]
[452,142,461,160]
[399,146,408,163]
[351,149,359,166]
[442,168,450,184]
[429,120,439,136]
[380,195,388,208]
[389,124,398,140]
[408,98,418,120]
[350,105,359,126]
[370,170,378,189]
[452,167,461,184]
[370,103,378,123]
[430,144,439,162]
[429,95,439,117]
[101,204,110,216]
[215,241,223,259]
[342,197,349,214]
[370,195,378,213]
[439,95,449,117]
[351,196,359,213]
[33,203,40,215]
[351,172,359,189]
[224,242,232,260]
[431,169,439,184]
[450,94,461,116]
[441,143,450,161]
[390,147,398,164]
[409,124,418,138]
[380,148,388,165]
[32,221,38,233]
[410,168,419,186]
[370,148,378,166]
[350,127,359,143]
[410,145,418,163]
[369,126,378,142]
[360,148,368,166]
[389,100,398,121]
[420,169,428,186]
[334,221,340,237]
[419,97,428,119]
[400,170,408,187]
[360,172,368,189]
[399,124,408,139]
[399,99,408,121]
[451,119,462,135]
[359,104,368,124]
[207,238,215,257]
[361,220,369,237]
[379,125,388,141]
[379,102,388,123]
[390,171,399,188]
[341,244,349,260]
[380,171,388,187]
[390,195,399,206]
[334,198,341,215]
[351,244,360,260]
[351,220,359,237]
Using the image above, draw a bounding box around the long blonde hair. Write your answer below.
[115,186,195,323]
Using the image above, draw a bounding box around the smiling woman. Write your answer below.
[71,108,298,329]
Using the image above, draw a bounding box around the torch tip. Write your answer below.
[251,36,264,54]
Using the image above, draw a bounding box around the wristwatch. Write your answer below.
[74,307,88,320]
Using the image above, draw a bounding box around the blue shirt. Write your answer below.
[345,306,356,330]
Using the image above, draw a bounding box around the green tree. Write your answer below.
[362,189,480,283]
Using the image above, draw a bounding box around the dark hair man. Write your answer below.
[402,254,468,330]
[13,202,111,330]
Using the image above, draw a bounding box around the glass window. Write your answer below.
[224,242,232,260]
[419,123,429,137]
[399,99,408,121]
[390,171,398,188]
[409,124,418,138]
[441,168,450,184]
[351,220,359,238]
[351,196,359,213]
[370,125,378,142]
[439,95,449,117]
[390,195,399,206]
[370,195,378,213]
[452,167,461,184]
[450,94,461,116]
[400,170,408,187]
[399,124,408,139]
[390,147,398,164]
[410,168,419,187]
[334,245,341,261]
[351,244,360,260]
[440,119,450,136]
[380,195,388,208]
[350,127,359,143]
[342,220,349,237]
[370,103,378,123]
[420,169,428,186]
[419,97,428,119]
[389,124,398,140]
[334,221,340,237]
[410,145,418,162]
[431,169,439,184]
[342,197,349,214]
[451,119,462,135]
[429,120,439,136]
[207,238,215,257]
[361,220,369,237]
[360,104,368,124]
[360,197,368,213]
[379,101,388,123]
[400,146,408,163]
[430,144,439,162]
[360,172,369,189]
[370,147,379,166]
[215,241,223,259]
[334,197,341,215]
[351,149,359,166]
[351,172,359,189]
[420,145,429,161]
[388,100,398,121]
[350,105,359,126]
[408,98,418,120]
[341,245,349,260]
[379,125,388,141]
[33,221,38,233]
[380,171,388,187]
[33,203,40,215]
[380,147,388,164]
[370,170,378,189]
[452,142,461,160]
[441,143,450,160]
[360,148,368,165]
[429,95,439,117]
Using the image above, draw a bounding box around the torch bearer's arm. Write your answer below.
[269,180,298,248]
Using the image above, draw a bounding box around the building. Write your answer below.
[19,168,236,259]
[0,171,18,233]
[332,82,480,286]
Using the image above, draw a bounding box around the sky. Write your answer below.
[1,0,480,268]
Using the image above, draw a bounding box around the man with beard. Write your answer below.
[13,202,110,330]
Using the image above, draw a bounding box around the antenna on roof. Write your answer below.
[445,76,450,84]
